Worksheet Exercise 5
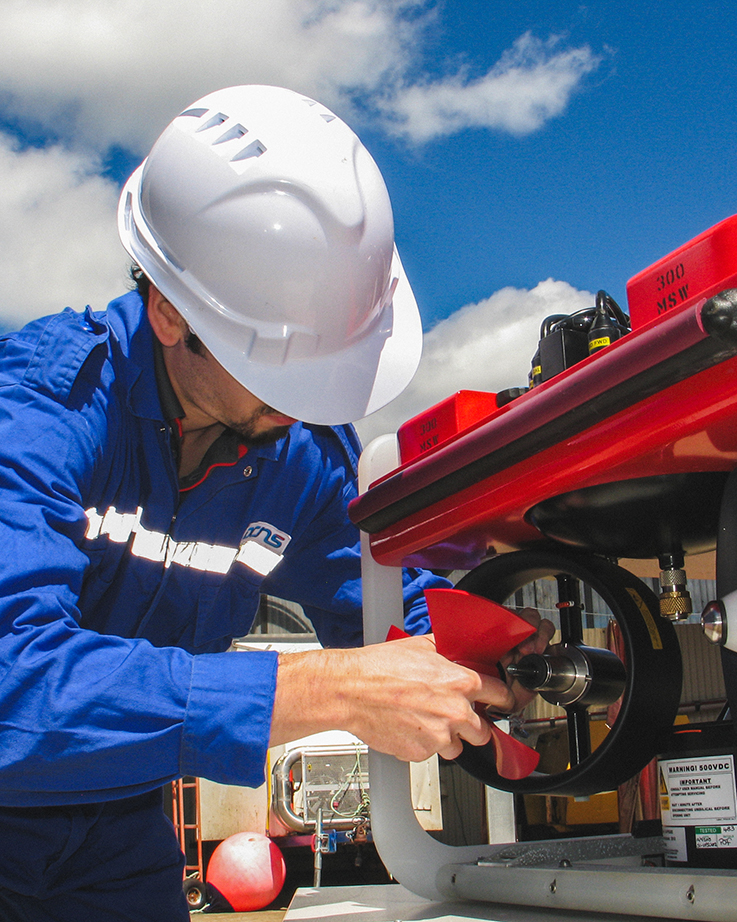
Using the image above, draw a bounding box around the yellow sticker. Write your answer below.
[589,336,611,350]
[625,587,663,650]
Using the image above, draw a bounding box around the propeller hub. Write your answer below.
[507,643,626,708]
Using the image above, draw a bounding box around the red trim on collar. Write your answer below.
[179,443,248,493]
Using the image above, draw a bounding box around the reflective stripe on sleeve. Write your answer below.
[84,506,282,577]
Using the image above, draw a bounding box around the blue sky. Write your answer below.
[0,0,734,440]
[368,0,737,325]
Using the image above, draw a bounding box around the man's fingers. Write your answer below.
[430,609,556,753]
[526,617,556,654]
[437,739,464,761]
[516,606,541,627]
[503,614,556,661]
[474,672,516,715]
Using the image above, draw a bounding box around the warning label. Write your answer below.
[659,755,737,824]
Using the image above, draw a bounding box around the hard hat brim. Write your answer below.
[211,254,423,426]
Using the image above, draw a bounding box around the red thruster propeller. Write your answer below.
[389,588,541,780]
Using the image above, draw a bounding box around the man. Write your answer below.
[0,86,551,921]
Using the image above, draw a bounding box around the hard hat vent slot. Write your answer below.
[215,124,248,145]
[231,139,267,162]
[179,107,208,120]
[196,112,229,133]
[301,96,337,125]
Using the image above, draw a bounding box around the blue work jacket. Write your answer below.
[0,292,437,807]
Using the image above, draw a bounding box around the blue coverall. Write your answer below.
[0,291,439,920]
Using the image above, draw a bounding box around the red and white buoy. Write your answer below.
[206,832,286,911]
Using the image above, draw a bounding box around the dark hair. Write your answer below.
[130,264,150,300]
[184,328,205,356]
[131,265,205,356]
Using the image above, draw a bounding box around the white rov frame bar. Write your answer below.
[358,435,737,922]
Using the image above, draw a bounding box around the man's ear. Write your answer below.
[147,287,188,347]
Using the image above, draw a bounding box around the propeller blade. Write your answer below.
[489,723,540,779]
[386,589,541,780]
[385,624,409,642]
[426,588,540,780]
[424,588,536,671]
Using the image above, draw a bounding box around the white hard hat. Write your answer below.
[117,85,422,425]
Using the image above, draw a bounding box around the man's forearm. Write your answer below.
[269,635,516,762]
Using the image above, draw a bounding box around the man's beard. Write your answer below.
[230,405,294,446]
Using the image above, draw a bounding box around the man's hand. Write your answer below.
[269,634,518,762]
[498,607,556,712]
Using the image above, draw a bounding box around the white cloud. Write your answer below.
[0,2,599,154]
[0,1,601,329]
[355,279,595,445]
[0,134,128,326]
[381,33,601,142]
[0,0,432,155]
